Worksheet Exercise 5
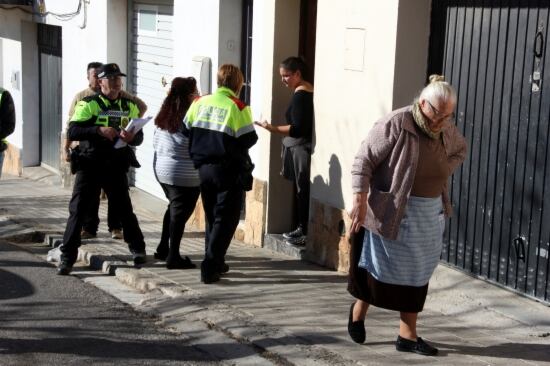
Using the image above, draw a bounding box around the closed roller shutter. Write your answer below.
[130,0,173,198]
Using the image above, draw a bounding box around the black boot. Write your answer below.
[166,255,196,270]
[57,261,73,276]
[200,260,220,284]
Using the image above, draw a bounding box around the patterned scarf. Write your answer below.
[412,100,441,140]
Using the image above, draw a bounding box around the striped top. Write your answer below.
[153,126,200,187]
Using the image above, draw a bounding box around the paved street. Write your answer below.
[0,239,223,366]
[1,169,550,365]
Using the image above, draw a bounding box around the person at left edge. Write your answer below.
[0,87,16,178]
[57,63,147,275]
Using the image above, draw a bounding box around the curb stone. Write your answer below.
[44,233,64,248]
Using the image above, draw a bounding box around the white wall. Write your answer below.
[309,0,432,212]
[173,0,244,93]
[106,0,128,66]
[39,0,127,123]
[173,0,220,89]
[219,0,242,67]
[0,0,129,168]
[249,0,276,181]
[312,0,400,211]
[0,7,33,153]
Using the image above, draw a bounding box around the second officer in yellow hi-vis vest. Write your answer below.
[183,64,258,284]
[57,63,147,275]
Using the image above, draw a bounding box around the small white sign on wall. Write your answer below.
[344,28,366,72]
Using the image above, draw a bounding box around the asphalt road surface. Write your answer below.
[0,240,220,366]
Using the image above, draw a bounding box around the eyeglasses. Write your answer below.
[426,100,455,122]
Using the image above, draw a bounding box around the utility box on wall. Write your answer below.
[191,56,211,95]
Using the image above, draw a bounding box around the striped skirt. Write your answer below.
[350,196,444,312]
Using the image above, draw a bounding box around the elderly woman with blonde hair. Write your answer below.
[347,75,467,356]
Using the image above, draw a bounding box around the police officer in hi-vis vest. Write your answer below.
[0,87,16,178]
[58,63,147,275]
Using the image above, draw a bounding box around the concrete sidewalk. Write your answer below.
[1,169,549,365]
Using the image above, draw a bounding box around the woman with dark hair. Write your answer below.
[257,56,314,245]
[153,76,200,269]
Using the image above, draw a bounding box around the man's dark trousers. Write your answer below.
[60,165,146,264]
[82,189,122,234]
[199,163,243,275]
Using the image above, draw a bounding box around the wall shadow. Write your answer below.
[307,154,347,270]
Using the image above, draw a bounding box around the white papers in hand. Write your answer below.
[114,116,153,149]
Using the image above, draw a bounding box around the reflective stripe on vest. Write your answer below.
[184,87,254,137]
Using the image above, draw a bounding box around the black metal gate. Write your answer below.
[428,0,550,303]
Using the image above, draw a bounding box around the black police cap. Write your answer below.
[97,63,127,79]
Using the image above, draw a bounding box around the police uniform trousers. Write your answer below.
[82,188,122,234]
[60,165,146,264]
[198,163,244,275]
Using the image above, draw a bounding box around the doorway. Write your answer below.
[264,0,317,250]
[299,0,317,82]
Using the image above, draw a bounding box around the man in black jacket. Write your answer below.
[0,88,16,178]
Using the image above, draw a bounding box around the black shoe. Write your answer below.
[219,262,229,274]
[201,271,221,284]
[283,226,304,240]
[153,251,168,261]
[57,261,73,276]
[166,256,196,270]
[131,250,147,265]
[395,336,438,356]
[347,302,366,344]
[285,235,306,246]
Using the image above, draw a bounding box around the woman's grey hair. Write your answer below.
[419,74,457,105]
